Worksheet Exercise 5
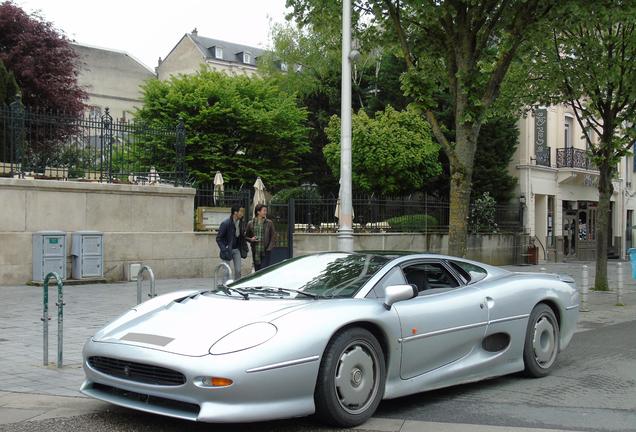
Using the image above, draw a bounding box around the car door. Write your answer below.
[392,260,489,379]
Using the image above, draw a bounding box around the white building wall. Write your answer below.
[73,44,155,120]
[511,103,636,261]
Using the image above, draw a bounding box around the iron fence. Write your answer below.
[556,147,596,170]
[292,195,520,234]
[0,97,186,185]
[194,185,251,210]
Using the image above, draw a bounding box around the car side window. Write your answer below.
[368,267,407,299]
[402,262,459,295]
[448,260,488,284]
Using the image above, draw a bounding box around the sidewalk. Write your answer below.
[0,265,633,427]
[504,260,636,332]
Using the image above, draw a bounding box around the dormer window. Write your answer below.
[243,52,252,64]
[214,46,223,59]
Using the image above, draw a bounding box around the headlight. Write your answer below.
[209,322,277,355]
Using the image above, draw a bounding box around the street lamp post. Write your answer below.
[338,0,354,252]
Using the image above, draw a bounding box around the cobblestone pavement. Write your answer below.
[0,278,212,397]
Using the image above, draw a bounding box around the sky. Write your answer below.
[15,0,289,70]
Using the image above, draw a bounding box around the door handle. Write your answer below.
[484,296,495,309]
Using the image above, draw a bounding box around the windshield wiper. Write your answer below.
[238,286,319,299]
[204,285,249,300]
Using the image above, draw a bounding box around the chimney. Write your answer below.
[158,56,163,65]
[191,27,198,36]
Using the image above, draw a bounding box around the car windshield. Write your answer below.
[230,253,391,299]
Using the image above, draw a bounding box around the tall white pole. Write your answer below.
[338,0,354,252]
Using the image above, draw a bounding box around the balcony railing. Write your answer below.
[556,147,596,170]
[535,147,551,167]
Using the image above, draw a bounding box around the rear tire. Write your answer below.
[523,303,560,377]
[314,327,386,427]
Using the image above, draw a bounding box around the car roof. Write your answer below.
[313,251,508,277]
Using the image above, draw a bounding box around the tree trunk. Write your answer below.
[594,162,613,291]
[448,166,472,257]
[448,123,480,257]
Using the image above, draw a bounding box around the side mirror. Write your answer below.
[384,284,418,310]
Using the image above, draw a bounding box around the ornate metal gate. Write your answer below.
[267,200,294,265]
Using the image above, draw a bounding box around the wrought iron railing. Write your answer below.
[290,195,521,234]
[194,185,251,210]
[556,147,596,170]
[0,96,187,185]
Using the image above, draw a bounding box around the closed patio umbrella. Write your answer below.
[213,171,224,205]
[253,176,267,209]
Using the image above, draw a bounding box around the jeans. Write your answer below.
[254,250,271,271]
[222,248,242,280]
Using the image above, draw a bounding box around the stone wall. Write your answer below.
[293,233,519,266]
[0,178,520,285]
[0,178,216,285]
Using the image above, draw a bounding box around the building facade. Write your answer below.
[157,29,265,81]
[510,104,636,262]
[73,43,155,121]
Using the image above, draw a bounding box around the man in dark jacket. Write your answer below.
[216,206,247,279]
[246,204,276,271]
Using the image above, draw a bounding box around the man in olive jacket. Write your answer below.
[246,204,276,271]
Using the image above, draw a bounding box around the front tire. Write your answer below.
[523,303,560,377]
[314,327,386,427]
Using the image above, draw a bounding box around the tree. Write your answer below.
[323,106,441,195]
[0,58,19,104]
[135,70,310,190]
[471,116,519,202]
[287,0,557,256]
[260,23,409,194]
[0,1,86,113]
[533,1,636,290]
[0,58,20,163]
[423,92,520,202]
[469,192,498,234]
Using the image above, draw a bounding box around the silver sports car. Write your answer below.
[81,252,579,427]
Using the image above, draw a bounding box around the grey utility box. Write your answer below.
[71,231,104,279]
[32,231,66,281]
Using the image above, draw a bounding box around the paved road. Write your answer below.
[375,320,636,432]
[1,263,634,431]
[2,320,634,432]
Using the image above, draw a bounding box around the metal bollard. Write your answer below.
[617,262,624,306]
[42,272,64,368]
[213,262,234,289]
[580,265,590,312]
[136,265,156,305]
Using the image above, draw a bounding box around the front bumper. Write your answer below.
[81,339,319,423]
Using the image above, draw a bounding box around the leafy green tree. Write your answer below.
[531,1,636,290]
[469,192,498,234]
[423,91,519,203]
[324,106,441,195]
[135,70,310,189]
[288,0,557,256]
[271,186,322,204]
[472,117,519,203]
[260,23,409,193]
